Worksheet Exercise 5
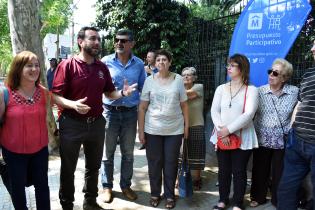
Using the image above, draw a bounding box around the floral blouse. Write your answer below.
[254,84,298,149]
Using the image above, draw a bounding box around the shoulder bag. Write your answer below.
[178,138,193,197]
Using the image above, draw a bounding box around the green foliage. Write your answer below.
[40,0,73,38]
[0,0,12,75]
[0,0,73,74]
[96,0,192,72]
[188,0,243,20]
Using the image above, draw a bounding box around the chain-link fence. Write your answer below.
[185,2,315,112]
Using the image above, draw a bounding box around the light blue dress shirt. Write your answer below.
[102,53,146,107]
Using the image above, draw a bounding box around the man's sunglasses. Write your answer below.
[114,38,130,44]
[267,69,279,77]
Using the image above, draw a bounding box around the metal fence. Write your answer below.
[185,2,315,112]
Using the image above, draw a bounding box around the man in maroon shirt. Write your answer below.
[52,26,136,210]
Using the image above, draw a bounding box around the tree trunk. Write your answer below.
[8,0,59,154]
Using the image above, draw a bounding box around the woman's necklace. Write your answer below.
[229,81,244,108]
[18,86,36,103]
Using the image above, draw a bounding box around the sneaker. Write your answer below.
[122,187,138,200]
[99,188,113,203]
[83,200,104,210]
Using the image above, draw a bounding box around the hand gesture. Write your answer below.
[122,79,138,96]
[73,97,91,114]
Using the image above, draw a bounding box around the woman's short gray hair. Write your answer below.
[272,58,293,82]
[181,67,197,75]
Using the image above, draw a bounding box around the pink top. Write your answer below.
[1,86,49,154]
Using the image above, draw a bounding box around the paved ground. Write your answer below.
[0,137,278,210]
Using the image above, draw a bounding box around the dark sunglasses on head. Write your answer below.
[114,38,130,44]
[268,69,279,77]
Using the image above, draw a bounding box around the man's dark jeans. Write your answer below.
[278,129,315,210]
[58,115,105,209]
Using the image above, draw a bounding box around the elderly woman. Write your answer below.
[181,67,205,190]
[211,53,258,210]
[250,58,298,207]
[138,49,189,209]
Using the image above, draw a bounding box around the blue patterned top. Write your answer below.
[254,84,298,149]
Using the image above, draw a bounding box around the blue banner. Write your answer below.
[229,0,312,86]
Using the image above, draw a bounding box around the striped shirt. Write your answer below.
[293,68,315,144]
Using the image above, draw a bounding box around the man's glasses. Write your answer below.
[114,38,130,44]
[268,69,279,77]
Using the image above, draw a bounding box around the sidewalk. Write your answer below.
[0,140,276,210]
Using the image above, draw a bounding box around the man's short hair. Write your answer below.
[116,29,134,41]
[77,26,100,50]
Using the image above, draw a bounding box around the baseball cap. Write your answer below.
[48,58,57,62]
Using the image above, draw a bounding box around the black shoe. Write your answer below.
[139,144,146,150]
[83,200,104,210]
[61,202,73,210]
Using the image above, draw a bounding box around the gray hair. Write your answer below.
[272,58,293,82]
[182,67,197,75]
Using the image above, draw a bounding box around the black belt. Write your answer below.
[63,113,101,124]
[104,105,136,112]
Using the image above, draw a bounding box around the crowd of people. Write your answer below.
[0,25,314,210]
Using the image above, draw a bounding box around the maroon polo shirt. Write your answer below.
[52,56,115,118]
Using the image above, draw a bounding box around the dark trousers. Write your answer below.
[278,133,315,210]
[217,149,252,208]
[250,146,284,206]
[145,133,183,199]
[2,146,50,210]
[0,158,12,196]
[58,115,105,209]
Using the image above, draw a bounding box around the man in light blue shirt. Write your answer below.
[100,29,146,203]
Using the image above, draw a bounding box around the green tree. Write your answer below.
[188,0,244,20]
[96,0,192,72]
[40,0,73,37]
[40,0,73,59]
[0,0,12,75]
[0,0,72,75]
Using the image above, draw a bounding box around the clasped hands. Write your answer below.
[217,125,231,146]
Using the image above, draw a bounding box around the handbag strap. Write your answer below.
[242,85,248,113]
[271,97,285,135]
[239,85,248,136]
[182,138,189,164]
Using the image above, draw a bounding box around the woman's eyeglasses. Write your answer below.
[226,63,239,69]
[268,69,279,77]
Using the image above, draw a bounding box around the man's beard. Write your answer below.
[84,45,99,57]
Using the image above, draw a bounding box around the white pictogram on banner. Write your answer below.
[248,13,263,30]
[265,1,286,30]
